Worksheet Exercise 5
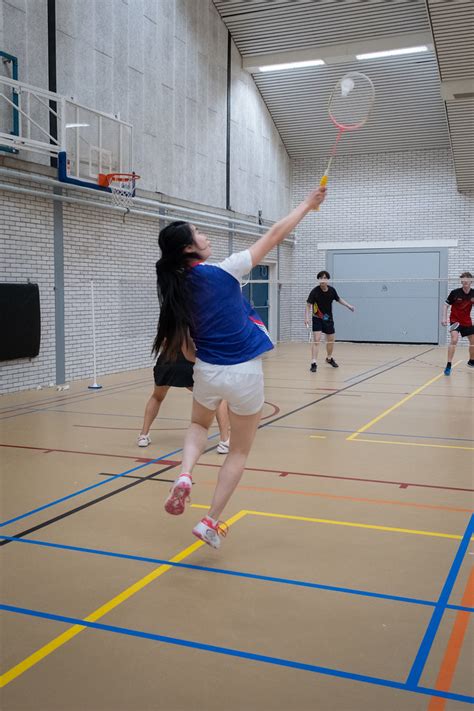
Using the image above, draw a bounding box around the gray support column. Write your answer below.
[225,31,232,211]
[277,244,281,342]
[53,188,65,384]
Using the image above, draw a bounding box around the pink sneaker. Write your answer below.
[164,473,192,515]
[192,516,228,549]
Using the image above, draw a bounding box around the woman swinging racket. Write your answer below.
[153,186,326,548]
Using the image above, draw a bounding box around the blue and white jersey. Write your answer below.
[186,250,273,366]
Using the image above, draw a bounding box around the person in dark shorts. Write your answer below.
[305,270,355,372]
[442,271,474,376]
[137,345,230,453]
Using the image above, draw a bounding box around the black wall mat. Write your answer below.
[0,283,41,361]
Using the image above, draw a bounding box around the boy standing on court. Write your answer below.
[305,270,354,372]
[442,271,474,376]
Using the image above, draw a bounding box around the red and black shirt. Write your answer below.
[307,285,340,320]
[446,288,474,327]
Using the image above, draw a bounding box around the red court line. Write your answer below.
[0,376,150,418]
[74,425,190,432]
[198,481,474,514]
[427,566,474,711]
[2,444,472,493]
[0,443,153,463]
[185,461,474,493]
[72,400,280,428]
[265,385,339,391]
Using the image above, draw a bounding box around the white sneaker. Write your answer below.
[192,517,228,549]
[164,473,192,515]
[137,434,151,447]
[216,438,230,454]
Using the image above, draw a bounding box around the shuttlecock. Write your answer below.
[341,76,354,98]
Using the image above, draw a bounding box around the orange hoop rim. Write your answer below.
[97,172,140,187]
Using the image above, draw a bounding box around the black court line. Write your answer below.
[97,472,177,484]
[0,347,434,547]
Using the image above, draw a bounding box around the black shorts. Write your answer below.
[312,316,335,335]
[153,351,194,388]
[455,324,474,338]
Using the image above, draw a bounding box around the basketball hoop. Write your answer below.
[98,172,140,209]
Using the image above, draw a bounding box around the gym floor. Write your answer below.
[1,343,473,711]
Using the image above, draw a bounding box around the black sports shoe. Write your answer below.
[326,357,339,368]
[467,360,474,368]
[310,362,317,372]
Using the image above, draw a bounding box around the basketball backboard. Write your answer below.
[0,65,133,191]
[60,100,133,190]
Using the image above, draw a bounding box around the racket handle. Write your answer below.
[315,174,328,211]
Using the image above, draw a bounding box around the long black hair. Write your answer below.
[152,221,200,359]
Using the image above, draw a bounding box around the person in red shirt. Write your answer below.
[442,271,474,375]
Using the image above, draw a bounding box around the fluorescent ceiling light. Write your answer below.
[65,123,90,128]
[259,59,325,72]
[356,46,428,60]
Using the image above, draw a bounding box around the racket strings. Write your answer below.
[328,72,375,130]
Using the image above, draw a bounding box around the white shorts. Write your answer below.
[193,357,264,416]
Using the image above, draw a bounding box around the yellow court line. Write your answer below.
[352,438,474,452]
[243,510,464,540]
[0,510,247,688]
[346,361,462,441]
[309,435,327,440]
[1,505,467,688]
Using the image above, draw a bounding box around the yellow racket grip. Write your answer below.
[315,174,328,211]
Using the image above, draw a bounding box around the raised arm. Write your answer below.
[249,187,326,268]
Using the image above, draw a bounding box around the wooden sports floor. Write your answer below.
[1,343,473,711]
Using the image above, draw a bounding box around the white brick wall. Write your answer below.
[1,185,293,393]
[289,149,474,341]
[0,184,56,394]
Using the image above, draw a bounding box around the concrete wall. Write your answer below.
[229,39,290,221]
[290,148,474,342]
[0,0,293,393]
[0,0,290,219]
[0,0,48,89]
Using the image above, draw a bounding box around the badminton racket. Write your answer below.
[317,72,375,208]
[448,322,460,332]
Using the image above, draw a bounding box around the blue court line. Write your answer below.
[1,603,472,704]
[344,358,403,382]
[268,424,474,443]
[0,431,219,529]
[406,514,474,689]
[3,534,473,613]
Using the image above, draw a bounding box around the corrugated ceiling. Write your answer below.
[214,0,430,55]
[426,0,474,192]
[214,0,473,191]
[253,54,447,158]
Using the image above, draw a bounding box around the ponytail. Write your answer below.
[152,221,199,359]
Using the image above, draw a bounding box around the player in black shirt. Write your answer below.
[305,271,355,371]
